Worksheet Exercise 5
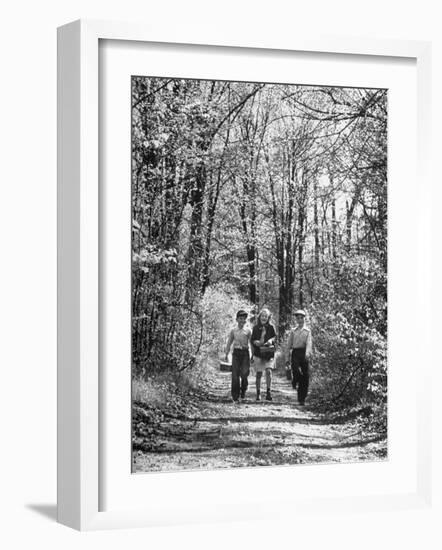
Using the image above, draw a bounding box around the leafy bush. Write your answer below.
[308,258,387,407]
[132,245,203,375]
[133,278,254,376]
[200,282,253,358]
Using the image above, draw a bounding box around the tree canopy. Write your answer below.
[131,77,387,407]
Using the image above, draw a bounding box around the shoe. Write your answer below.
[266,390,273,401]
[256,391,261,401]
[240,390,246,399]
[299,401,305,406]
[232,398,239,404]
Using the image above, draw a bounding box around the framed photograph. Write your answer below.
[57,19,432,530]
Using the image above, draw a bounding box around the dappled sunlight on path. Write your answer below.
[133,366,386,472]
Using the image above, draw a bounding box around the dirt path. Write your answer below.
[133,367,386,473]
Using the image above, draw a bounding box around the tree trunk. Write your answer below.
[186,162,206,300]
[238,176,259,305]
[314,179,320,268]
[331,196,337,261]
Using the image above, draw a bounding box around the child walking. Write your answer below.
[286,309,312,406]
[224,310,253,403]
[251,308,277,401]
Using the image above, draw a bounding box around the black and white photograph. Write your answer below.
[4,0,437,542]
[131,76,388,473]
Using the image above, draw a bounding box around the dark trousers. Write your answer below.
[291,348,309,404]
[231,349,250,400]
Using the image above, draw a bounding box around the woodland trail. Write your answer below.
[133,364,387,473]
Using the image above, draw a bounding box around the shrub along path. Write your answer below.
[132,360,386,472]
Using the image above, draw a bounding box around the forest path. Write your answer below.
[133,365,386,472]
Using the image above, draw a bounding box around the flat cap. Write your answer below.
[294,309,306,317]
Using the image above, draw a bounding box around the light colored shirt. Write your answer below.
[287,326,312,357]
[225,326,252,353]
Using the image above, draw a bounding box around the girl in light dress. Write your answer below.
[251,308,277,401]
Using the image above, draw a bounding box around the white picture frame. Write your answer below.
[57,19,432,531]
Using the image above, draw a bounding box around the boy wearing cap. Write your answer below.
[224,310,253,403]
[286,310,312,406]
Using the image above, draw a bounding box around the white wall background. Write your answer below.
[1,1,440,548]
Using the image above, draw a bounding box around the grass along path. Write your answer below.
[133,362,386,473]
